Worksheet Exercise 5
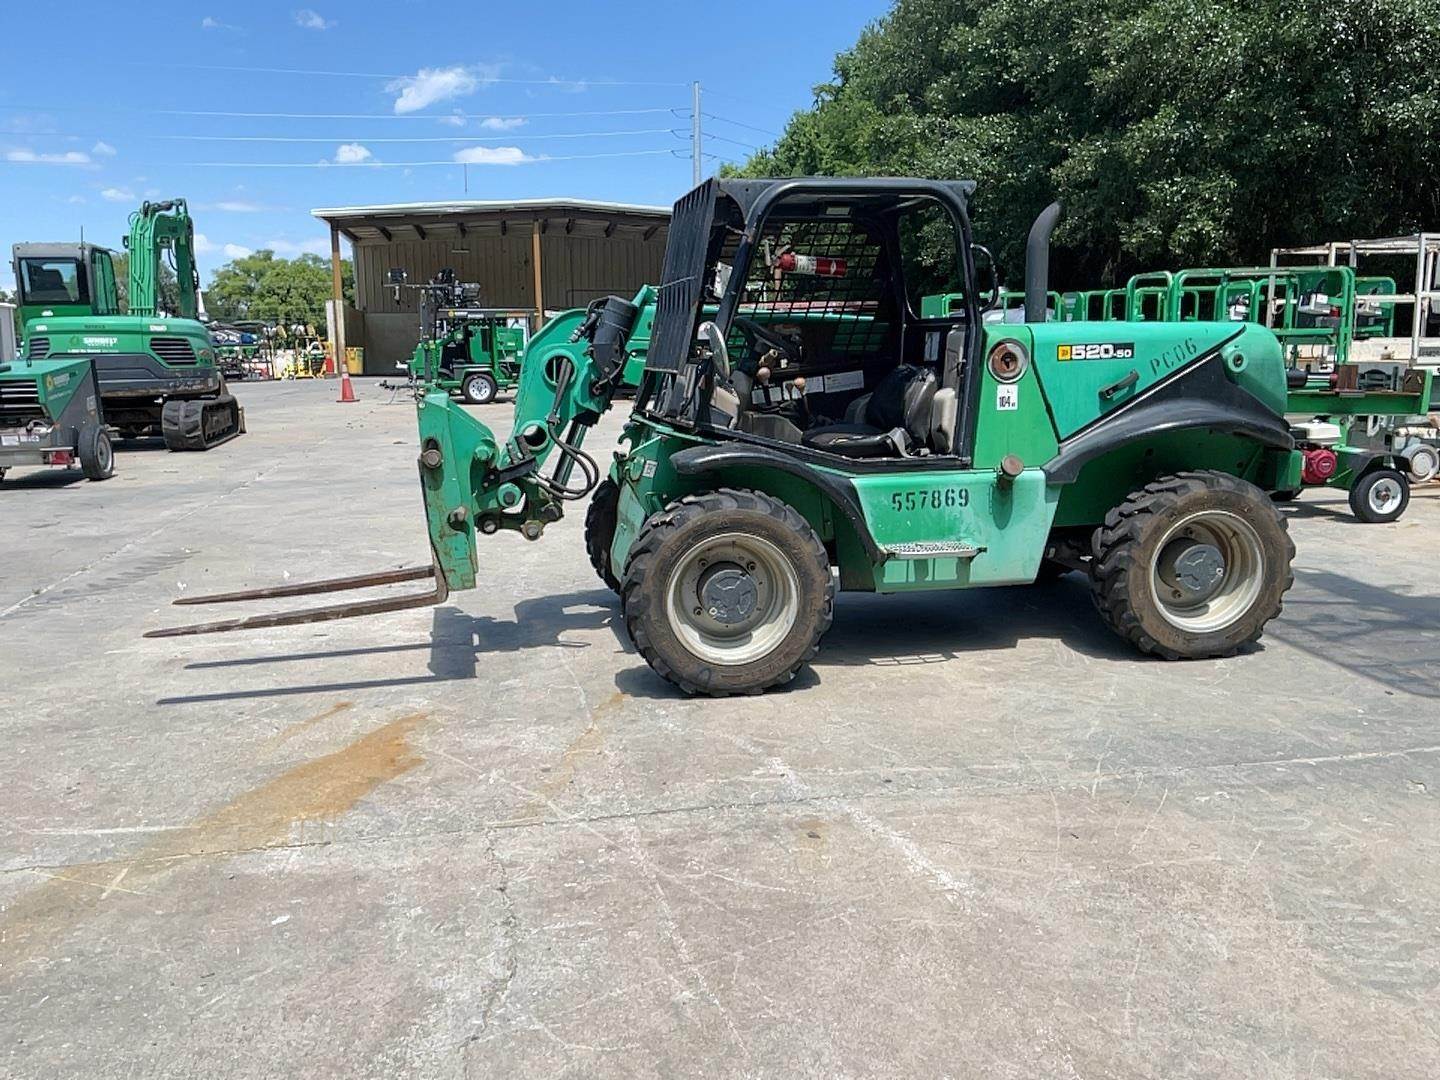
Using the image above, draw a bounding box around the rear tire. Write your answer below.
[621,488,834,696]
[585,478,622,593]
[79,427,115,481]
[1089,471,1293,659]
[462,372,498,405]
[1348,467,1408,523]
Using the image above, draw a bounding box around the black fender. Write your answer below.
[668,443,886,563]
[1043,352,1294,484]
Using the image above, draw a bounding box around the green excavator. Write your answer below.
[12,198,243,450]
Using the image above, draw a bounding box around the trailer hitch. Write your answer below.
[143,561,448,638]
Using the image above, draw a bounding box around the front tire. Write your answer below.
[1348,467,1409,523]
[462,372,498,405]
[585,478,622,593]
[621,488,834,696]
[79,427,115,481]
[1090,471,1293,659]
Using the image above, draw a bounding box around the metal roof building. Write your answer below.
[311,198,670,374]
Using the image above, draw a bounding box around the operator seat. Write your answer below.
[803,363,937,458]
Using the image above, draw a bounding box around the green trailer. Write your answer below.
[0,354,115,484]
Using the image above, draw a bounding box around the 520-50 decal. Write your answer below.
[891,488,971,511]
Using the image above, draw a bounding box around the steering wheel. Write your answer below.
[733,317,798,369]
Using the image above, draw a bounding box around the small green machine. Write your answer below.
[396,268,646,402]
[398,274,531,404]
[0,354,115,484]
[155,178,1312,697]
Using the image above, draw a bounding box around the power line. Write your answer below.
[172,148,681,168]
[0,104,680,122]
[148,62,689,88]
[138,128,668,144]
[702,112,781,138]
[703,132,761,151]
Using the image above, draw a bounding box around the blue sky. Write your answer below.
[0,0,885,291]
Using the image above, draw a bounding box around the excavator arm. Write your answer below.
[125,199,200,319]
[146,288,648,637]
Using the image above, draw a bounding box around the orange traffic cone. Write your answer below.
[337,366,358,403]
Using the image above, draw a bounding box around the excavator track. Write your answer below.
[161,393,245,451]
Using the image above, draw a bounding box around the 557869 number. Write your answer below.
[891,488,970,511]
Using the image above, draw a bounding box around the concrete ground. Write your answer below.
[1,378,1437,1079]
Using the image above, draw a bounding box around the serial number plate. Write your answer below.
[890,488,971,511]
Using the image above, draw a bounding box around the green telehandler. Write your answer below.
[12,199,243,450]
[150,178,1303,696]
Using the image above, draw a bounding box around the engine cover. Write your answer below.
[1301,446,1339,485]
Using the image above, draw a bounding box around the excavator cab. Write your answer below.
[12,243,121,327]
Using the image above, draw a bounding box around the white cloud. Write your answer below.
[293,8,334,29]
[211,199,264,212]
[101,186,136,202]
[479,116,525,131]
[263,238,329,257]
[547,76,589,94]
[66,195,87,205]
[387,65,495,114]
[6,148,91,165]
[453,145,534,166]
[196,234,252,260]
[438,112,467,128]
[333,143,372,164]
[201,15,241,30]
[91,141,117,157]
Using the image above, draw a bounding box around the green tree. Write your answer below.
[729,0,1440,289]
[206,251,353,336]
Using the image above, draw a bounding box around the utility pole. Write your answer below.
[691,81,702,186]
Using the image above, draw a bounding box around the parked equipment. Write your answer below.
[391,269,531,404]
[12,199,243,450]
[395,268,650,399]
[150,178,1309,695]
[0,354,114,484]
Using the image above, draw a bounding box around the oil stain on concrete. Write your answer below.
[0,711,426,972]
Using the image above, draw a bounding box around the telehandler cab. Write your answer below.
[150,178,1303,696]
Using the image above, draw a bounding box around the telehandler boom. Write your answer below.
[150,178,1303,696]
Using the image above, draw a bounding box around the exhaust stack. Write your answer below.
[1024,201,1063,324]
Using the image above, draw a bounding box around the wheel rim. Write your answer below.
[96,433,112,472]
[665,532,800,666]
[1149,510,1265,634]
[1367,476,1403,515]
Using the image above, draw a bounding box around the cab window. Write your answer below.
[19,258,88,305]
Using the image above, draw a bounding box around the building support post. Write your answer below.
[531,222,545,332]
[331,224,356,401]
